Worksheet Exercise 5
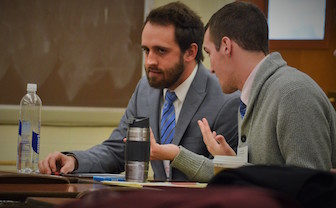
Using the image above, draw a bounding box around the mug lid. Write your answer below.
[127,117,149,128]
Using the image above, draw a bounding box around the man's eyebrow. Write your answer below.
[153,45,169,49]
[143,45,170,51]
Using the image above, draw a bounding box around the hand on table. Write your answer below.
[38,151,76,175]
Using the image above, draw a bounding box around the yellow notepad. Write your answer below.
[102,181,207,188]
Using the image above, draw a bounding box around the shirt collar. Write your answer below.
[241,55,268,105]
[163,64,198,103]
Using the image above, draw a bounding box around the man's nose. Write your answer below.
[145,51,158,66]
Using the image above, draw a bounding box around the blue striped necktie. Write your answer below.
[240,99,246,119]
[160,91,177,144]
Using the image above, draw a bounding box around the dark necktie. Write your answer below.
[160,91,177,144]
[240,100,247,119]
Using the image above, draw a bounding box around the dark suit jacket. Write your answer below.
[72,63,240,181]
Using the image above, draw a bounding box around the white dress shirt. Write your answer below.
[161,64,198,179]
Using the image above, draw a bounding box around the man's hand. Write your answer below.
[149,128,179,161]
[38,151,76,175]
[123,129,180,161]
[198,118,236,156]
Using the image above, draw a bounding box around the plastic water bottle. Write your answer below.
[17,83,42,173]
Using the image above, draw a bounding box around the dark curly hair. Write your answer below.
[144,2,204,62]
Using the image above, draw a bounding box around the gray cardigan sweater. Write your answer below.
[171,52,336,182]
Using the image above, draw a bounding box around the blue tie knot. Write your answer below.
[240,100,246,119]
[166,91,177,104]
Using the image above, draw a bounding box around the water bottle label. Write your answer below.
[18,120,22,136]
[32,131,40,154]
[21,121,30,135]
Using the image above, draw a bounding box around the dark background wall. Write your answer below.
[0,0,144,107]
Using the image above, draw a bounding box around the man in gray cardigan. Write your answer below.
[164,1,336,182]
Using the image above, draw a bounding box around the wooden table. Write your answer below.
[0,183,109,201]
[26,197,79,208]
[0,171,204,207]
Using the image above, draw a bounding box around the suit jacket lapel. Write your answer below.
[172,64,207,145]
[148,87,167,179]
[148,88,162,142]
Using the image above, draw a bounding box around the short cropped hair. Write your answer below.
[144,2,204,62]
[206,1,269,55]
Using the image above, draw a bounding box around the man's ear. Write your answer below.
[184,43,198,62]
[221,36,232,55]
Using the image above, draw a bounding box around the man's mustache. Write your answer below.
[146,67,162,73]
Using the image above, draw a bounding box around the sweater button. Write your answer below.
[241,135,247,143]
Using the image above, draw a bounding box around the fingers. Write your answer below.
[148,128,179,161]
[38,152,75,175]
[214,135,236,156]
[197,118,210,133]
[149,128,156,145]
[198,118,218,156]
[149,128,158,160]
[48,154,58,173]
[214,135,225,144]
[59,156,76,174]
[38,160,50,174]
[198,118,210,141]
[198,118,217,146]
[198,118,235,156]
[38,152,58,174]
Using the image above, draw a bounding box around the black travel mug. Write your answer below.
[125,117,150,182]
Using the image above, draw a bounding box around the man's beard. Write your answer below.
[145,56,184,89]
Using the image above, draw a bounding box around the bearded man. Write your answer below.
[39,2,240,181]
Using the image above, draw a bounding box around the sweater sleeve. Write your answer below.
[171,146,214,182]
